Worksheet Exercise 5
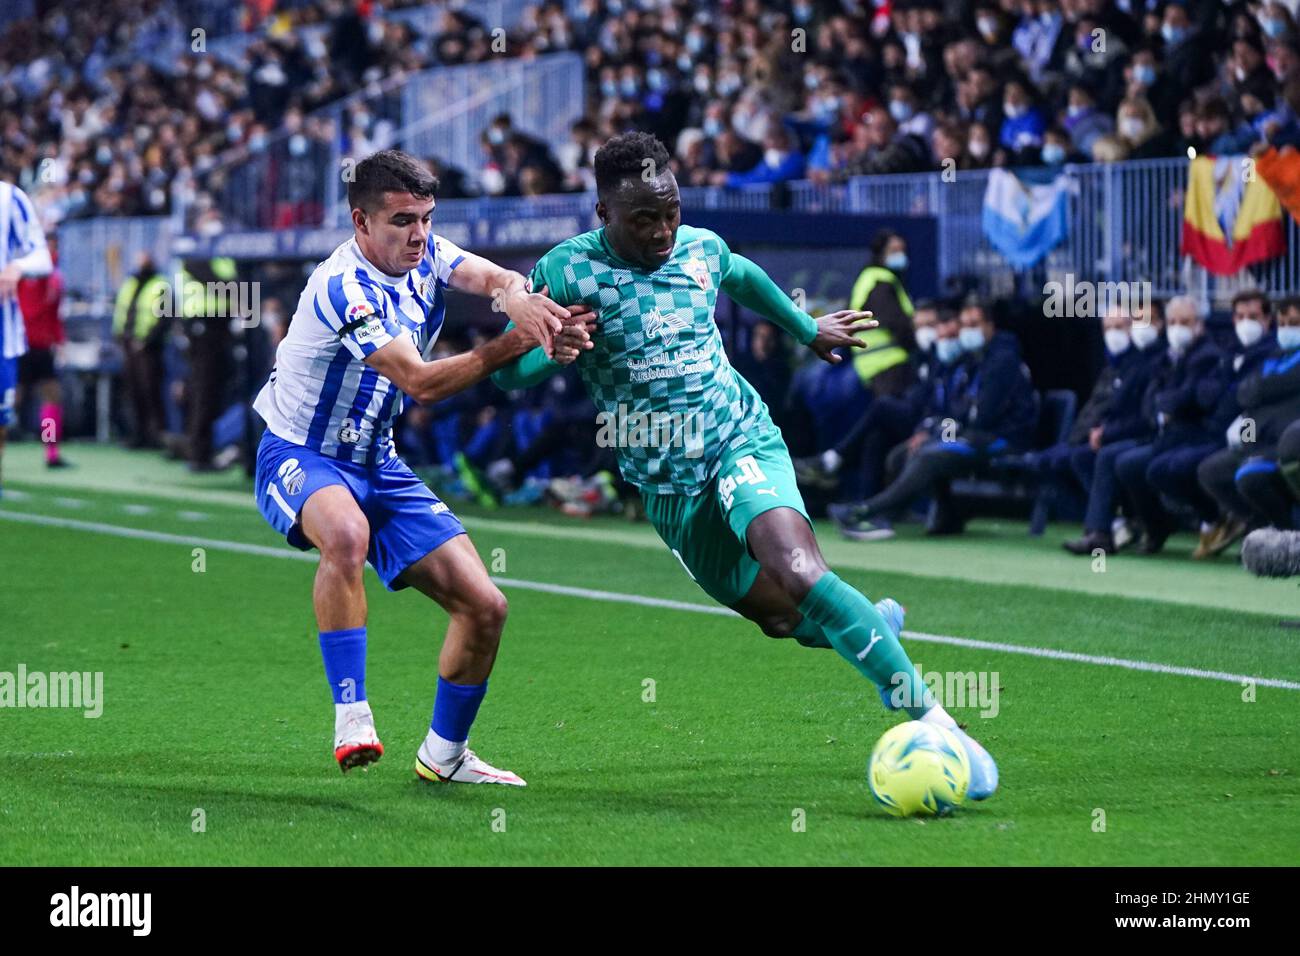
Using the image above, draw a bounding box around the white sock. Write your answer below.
[821,449,842,472]
[920,705,958,731]
[422,729,467,764]
[334,699,371,726]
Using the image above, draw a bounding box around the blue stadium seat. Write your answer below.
[949,389,1077,535]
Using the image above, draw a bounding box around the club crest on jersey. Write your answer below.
[277,459,307,496]
[683,257,710,291]
[338,418,361,444]
[644,308,691,349]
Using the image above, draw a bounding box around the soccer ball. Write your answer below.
[867,721,970,817]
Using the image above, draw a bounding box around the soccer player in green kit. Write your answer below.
[493,132,997,798]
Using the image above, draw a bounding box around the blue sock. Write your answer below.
[319,627,367,705]
[431,676,488,743]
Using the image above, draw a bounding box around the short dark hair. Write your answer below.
[1232,288,1272,315]
[870,228,901,261]
[1278,295,1300,314]
[347,149,439,213]
[594,131,672,198]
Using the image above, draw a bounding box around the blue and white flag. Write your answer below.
[981,167,1070,270]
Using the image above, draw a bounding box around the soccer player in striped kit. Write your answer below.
[0,180,54,497]
[253,150,589,783]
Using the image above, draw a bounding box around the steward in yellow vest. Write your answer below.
[847,230,916,398]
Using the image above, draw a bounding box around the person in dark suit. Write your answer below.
[1198,296,1300,545]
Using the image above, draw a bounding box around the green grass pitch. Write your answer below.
[1,443,1297,865]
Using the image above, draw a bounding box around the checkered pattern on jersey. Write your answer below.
[534,226,769,495]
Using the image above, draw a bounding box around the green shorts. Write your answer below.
[640,426,810,607]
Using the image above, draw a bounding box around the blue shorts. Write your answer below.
[0,355,16,427]
[254,431,466,591]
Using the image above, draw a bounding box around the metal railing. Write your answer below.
[57,217,173,312]
[105,156,1299,316]
[178,53,586,233]
[794,158,1300,307]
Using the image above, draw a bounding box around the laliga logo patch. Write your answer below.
[338,418,361,444]
[277,458,307,496]
[347,302,375,320]
[684,257,710,291]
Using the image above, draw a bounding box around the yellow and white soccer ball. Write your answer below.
[868,720,970,817]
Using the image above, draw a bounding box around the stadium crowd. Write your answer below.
[4,0,1300,228]
[1,1,1298,557]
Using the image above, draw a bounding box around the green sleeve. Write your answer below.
[720,252,819,346]
[490,249,569,391]
[490,322,563,391]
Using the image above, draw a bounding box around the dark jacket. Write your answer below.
[1206,335,1278,438]
[1068,344,1150,444]
[1234,344,1300,448]
[917,352,971,429]
[1098,341,1164,445]
[1143,334,1225,450]
[943,331,1039,450]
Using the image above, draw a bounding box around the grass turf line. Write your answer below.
[1,517,1296,865]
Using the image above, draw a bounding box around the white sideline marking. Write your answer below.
[122,503,154,516]
[3,509,1299,692]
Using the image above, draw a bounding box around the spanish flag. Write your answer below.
[1181,155,1284,276]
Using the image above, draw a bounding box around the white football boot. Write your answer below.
[334,701,384,772]
[414,739,526,787]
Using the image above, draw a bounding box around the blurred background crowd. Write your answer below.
[2,0,1299,559]
[3,0,1300,225]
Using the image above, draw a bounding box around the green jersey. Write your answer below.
[493,224,818,495]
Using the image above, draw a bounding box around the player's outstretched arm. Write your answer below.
[491,306,596,389]
[446,250,567,358]
[365,323,551,405]
[719,252,876,364]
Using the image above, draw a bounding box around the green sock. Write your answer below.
[798,571,934,718]
[791,615,832,649]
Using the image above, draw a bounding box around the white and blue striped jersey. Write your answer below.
[253,232,466,464]
[1,182,51,360]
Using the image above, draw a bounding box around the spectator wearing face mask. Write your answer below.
[846,229,917,397]
[1112,295,1227,555]
[796,300,950,502]
[1196,295,1300,546]
[1061,83,1114,157]
[965,121,997,168]
[1040,127,1082,167]
[1041,307,1152,539]
[831,301,1037,540]
[1159,1,1217,95]
[1063,303,1168,556]
[720,123,806,187]
[887,83,935,145]
[1116,95,1177,158]
[1125,47,1181,120]
[999,79,1047,159]
[1144,291,1274,561]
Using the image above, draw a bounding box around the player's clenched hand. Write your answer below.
[809,310,877,364]
[507,284,568,357]
[553,319,595,365]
